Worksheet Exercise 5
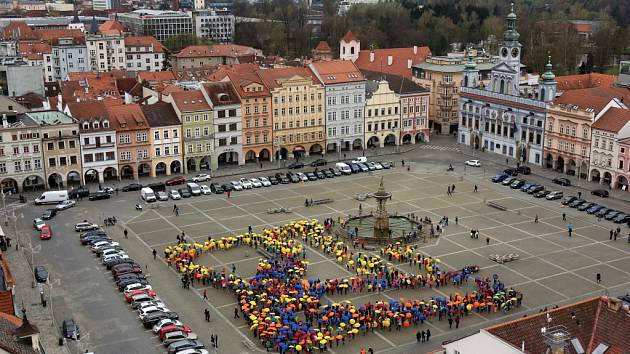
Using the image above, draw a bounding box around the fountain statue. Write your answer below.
[373,177,391,241]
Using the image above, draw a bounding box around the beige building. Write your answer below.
[27,111,81,188]
[0,112,45,193]
[257,67,325,160]
[364,79,400,148]
[141,102,183,177]
[412,53,496,135]
[173,44,261,70]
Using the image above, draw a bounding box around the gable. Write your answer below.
[492,62,517,74]
[243,83,263,93]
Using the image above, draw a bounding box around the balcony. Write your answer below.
[439,81,455,87]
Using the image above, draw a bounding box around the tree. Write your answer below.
[163,35,213,54]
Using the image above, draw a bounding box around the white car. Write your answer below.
[199,185,212,195]
[99,187,115,194]
[168,190,181,200]
[163,332,198,346]
[239,178,253,189]
[101,248,124,258]
[259,176,272,187]
[352,156,367,164]
[152,319,183,333]
[249,178,262,188]
[230,181,243,191]
[176,349,209,354]
[91,241,119,252]
[465,159,481,167]
[138,306,170,320]
[192,174,210,182]
[102,253,129,264]
[33,218,46,230]
[56,200,76,210]
[296,172,308,182]
[74,222,99,232]
[136,301,166,312]
[373,162,384,170]
[124,283,153,294]
[156,191,169,201]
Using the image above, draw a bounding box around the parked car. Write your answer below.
[349,163,360,173]
[152,319,184,333]
[209,183,224,194]
[239,178,253,189]
[306,172,318,181]
[191,174,210,182]
[534,190,550,198]
[310,158,327,167]
[357,163,369,172]
[568,199,586,208]
[74,222,99,232]
[221,183,234,192]
[34,265,48,283]
[267,176,279,185]
[275,173,290,184]
[249,178,263,188]
[510,179,525,189]
[166,176,187,186]
[142,312,179,329]
[122,183,143,192]
[168,190,181,200]
[492,173,508,183]
[41,208,57,220]
[147,182,166,193]
[528,185,544,194]
[163,331,198,346]
[381,161,392,169]
[595,208,611,217]
[199,185,211,195]
[174,348,209,354]
[520,183,533,192]
[68,186,90,199]
[546,191,563,200]
[178,188,191,198]
[259,177,272,187]
[39,225,52,240]
[552,177,571,186]
[286,172,300,183]
[56,200,76,210]
[561,196,577,205]
[156,191,169,201]
[465,159,481,167]
[88,191,110,201]
[591,189,609,198]
[365,162,376,171]
[166,339,205,354]
[315,170,326,179]
[158,325,192,340]
[614,213,630,224]
[295,172,308,182]
[351,156,367,164]
[577,202,594,211]
[373,162,384,170]
[33,218,46,230]
[604,211,621,220]
[501,177,515,186]
[62,319,80,340]
[330,167,342,176]
[586,205,604,214]
[230,181,243,191]
[516,165,531,174]
[106,258,136,270]
[503,168,519,176]
[288,161,305,169]
[323,169,334,178]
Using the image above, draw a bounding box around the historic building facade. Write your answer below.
[458,6,554,165]
[364,79,400,148]
[0,113,44,193]
[589,107,630,188]
[142,102,183,177]
[616,137,630,191]
[202,81,243,167]
[106,104,152,180]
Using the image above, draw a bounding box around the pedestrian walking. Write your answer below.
[359,203,362,213]
[596,273,601,284]
[486,236,490,245]
[203,289,207,300]
[506,158,508,165]
[152,249,157,259]
[578,191,582,199]
[402,159,405,166]
[562,213,566,221]
[474,184,478,192]
[568,227,572,237]
[175,207,179,217]
[451,184,456,193]
[535,214,539,223]
[421,330,426,342]
[426,328,431,342]
[613,231,617,241]
[234,307,240,319]
[610,229,614,240]
[455,216,458,225]
[227,190,231,198]
[448,317,453,329]
[173,204,177,213]
[204,308,210,322]
[447,186,451,196]
[416,331,422,342]
[124,229,128,239]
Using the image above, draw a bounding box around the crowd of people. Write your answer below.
[163,220,523,353]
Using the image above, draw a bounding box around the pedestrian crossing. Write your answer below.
[417,144,461,152]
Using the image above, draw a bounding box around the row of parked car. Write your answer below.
[138,158,393,202]
[492,170,630,225]
[78,227,208,354]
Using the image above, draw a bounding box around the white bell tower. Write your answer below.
[339,31,360,62]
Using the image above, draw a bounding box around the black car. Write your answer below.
[210,183,224,194]
[82,235,111,246]
[516,166,531,174]
[595,208,611,217]
[221,183,234,192]
[330,168,342,176]
[323,169,334,178]
[117,278,148,291]
[503,168,519,176]
[111,262,141,273]
[62,319,80,340]
[268,176,280,185]
[288,161,304,169]
[534,190,550,198]
[349,163,360,173]
[41,208,57,220]
[587,205,604,214]
[604,211,621,220]
[105,258,136,270]
[142,311,179,328]
[167,339,206,354]
[147,182,166,192]
[34,265,48,283]
[577,202,594,211]
[88,191,111,201]
[552,177,571,186]
[568,199,586,208]
[528,185,544,194]
[286,173,300,183]
[510,180,526,189]
[614,213,630,224]
[122,183,143,192]
[310,158,327,167]
[591,189,609,198]
[275,173,290,184]
[561,196,577,205]
[315,170,326,179]
[68,186,90,199]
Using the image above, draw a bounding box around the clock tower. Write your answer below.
[491,3,522,95]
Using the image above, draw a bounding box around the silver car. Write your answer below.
[56,200,76,210]
[156,191,169,201]
[168,190,181,200]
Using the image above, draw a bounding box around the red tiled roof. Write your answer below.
[18,41,51,61]
[354,46,431,79]
[202,81,241,106]
[66,100,110,122]
[224,71,270,98]
[553,86,630,113]
[0,292,13,317]
[105,104,149,132]
[314,41,331,52]
[99,20,125,34]
[137,70,176,83]
[256,67,319,90]
[341,31,358,43]
[124,36,164,53]
[0,21,38,41]
[573,23,593,33]
[309,60,364,84]
[38,29,84,41]
[169,90,211,112]
[555,73,617,91]
[592,107,630,132]
[486,297,630,354]
[175,44,259,58]
[160,84,184,95]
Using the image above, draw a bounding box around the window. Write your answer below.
[0,163,5,174]
[70,156,77,165]
[48,142,54,150]
[84,154,93,163]
[14,161,21,171]
[174,145,179,155]
[119,134,130,144]
[155,147,161,156]
[69,140,75,148]
[58,141,65,149]
[155,131,160,140]
[59,157,67,166]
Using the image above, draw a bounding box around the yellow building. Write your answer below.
[141,102,184,177]
[364,80,400,148]
[257,67,325,160]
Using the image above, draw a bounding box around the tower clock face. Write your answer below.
[501,48,508,57]
[511,48,519,58]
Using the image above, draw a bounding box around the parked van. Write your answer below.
[186,183,201,196]
[140,187,156,202]
[351,156,367,164]
[335,162,352,175]
[35,191,68,205]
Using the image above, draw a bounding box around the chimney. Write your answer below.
[407,59,412,69]
[607,297,622,311]
[370,51,375,63]
[387,55,393,66]
[413,46,417,54]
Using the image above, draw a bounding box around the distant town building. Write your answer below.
[0,112,44,193]
[141,102,183,177]
[202,81,243,167]
[115,10,193,42]
[0,56,45,96]
[106,103,151,180]
[589,105,630,188]
[173,44,261,69]
[311,41,332,61]
[124,36,165,72]
[93,0,120,10]
[192,8,235,44]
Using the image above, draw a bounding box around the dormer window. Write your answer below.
[82,122,89,130]
[93,121,100,129]
[102,120,109,128]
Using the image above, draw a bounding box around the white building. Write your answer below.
[192,8,235,44]
[124,36,165,72]
[86,33,126,72]
[0,113,45,193]
[589,102,630,186]
[92,0,119,10]
[309,60,366,153]
[50,37,88,80]
[116,10,193,42]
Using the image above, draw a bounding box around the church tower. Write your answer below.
[339,31,360,62]
[463,52,479,88]
[490,3,522,95]
[539,56,557,102]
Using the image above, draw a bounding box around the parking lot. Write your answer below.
[118,161,629,354]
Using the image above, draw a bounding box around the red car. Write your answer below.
[124,288,157,303]
[165,176,186,186]
[159,324,192,340]
[40,224,53,240]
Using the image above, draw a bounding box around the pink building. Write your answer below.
[616,137,630,191]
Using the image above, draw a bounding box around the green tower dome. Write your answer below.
[465,54,477,70]
[541,56,556,81]
[503,3,520,43]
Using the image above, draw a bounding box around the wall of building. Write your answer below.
[443,331,524,354]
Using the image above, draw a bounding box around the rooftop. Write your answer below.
[256,67,319,90]
[354,46,431,79]
[141,102,181,127]
[361,70,429,96]
[169,90,211,112]
[555,73,617,91]
[105,104,149,132]
[124,36,165,53]
[592,107,630,132]
[554,86,630,113]
[175,44,259,58]
[202,81,240,106]
[341,30,358,42]
[26,111,77,125]
[309,60,365,84]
